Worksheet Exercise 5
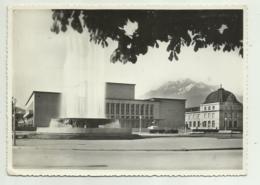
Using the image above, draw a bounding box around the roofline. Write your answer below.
[148,98,186,101]
[106,98,157,102]
[25,91,61,106]
[105,98,186,102]
[106,82,136,86]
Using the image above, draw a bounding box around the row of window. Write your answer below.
[107,115,153,120]
[186,112,241,120]
[186,112,215,120]
[224,120,238,128]
[106,103,154,116]
[203,105,215,111]
[186,120,238,128]
[186,120,216,128]
[203,105,240,111]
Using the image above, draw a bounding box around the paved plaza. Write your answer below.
[12,137,243,170]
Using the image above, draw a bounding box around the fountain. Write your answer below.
[36,29,132,137]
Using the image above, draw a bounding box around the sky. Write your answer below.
[12,10,243,108]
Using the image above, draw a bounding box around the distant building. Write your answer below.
[24,82,186,130]
[185,87,243,131]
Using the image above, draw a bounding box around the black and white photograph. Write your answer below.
[8,6,245,176]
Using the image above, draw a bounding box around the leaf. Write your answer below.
[174,52,179,61]
[155,41,159,48]
[175,44,181,54]
[168,51,173,61]
[239,48,243,57]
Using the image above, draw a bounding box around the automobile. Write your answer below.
[147,125,159,130]
[147,125,178,134]
[147,125,163,133]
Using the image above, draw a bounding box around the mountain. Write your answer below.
[144,79,224,107]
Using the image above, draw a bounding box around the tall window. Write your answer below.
[150,104,154,115]
[141,104,144,115]
[121,103,125,115]
[193,121,196,127]
[111,103,114,114]
[208,121,211,128]
[212,106,215,110]
[126,104,129,115]
[198,121,200,127]
[229,120,232,128]
[131,104,135,115]
[116,103,120,114]
[212,120,215,127]
[204,106,206,111]
[208,106,211,111]
[136,104,139,115]
[203,121,207,127]
[106,103,110,114]
[234,121,237,128]
[145,104,149,115]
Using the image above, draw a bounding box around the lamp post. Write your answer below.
[12,97,17,146]
[224,117,227,131]
[139,115,142,134]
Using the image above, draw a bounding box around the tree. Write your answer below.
[51,9,243,63]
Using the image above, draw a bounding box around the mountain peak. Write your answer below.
[144,79,218,107]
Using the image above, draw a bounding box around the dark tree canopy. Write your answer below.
[51,9,243,63]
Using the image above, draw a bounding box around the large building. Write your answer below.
[24,82,186,130]
[185,87,243,131]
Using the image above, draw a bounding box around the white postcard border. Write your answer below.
[6,3,248,176]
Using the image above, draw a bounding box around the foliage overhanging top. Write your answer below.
[51,9,243,63]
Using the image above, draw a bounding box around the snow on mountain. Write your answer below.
[143,79,218,107]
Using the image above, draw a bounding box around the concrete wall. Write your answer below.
[158,100,185,129]
[36,127,132,136]
[34,92,61,127]
[106,83,135,100]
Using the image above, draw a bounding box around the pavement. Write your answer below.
[12,137,243,170]
[14,136,242,150]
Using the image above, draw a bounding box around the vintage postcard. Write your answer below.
[7,4,247,176]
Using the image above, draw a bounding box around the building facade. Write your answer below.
[24,82,186,130]
[24,91,61,127]
[185,87,243,131]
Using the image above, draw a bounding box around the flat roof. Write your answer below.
[106,98,155,102]
[106,82,136,86]
[25,91,61,106]
[148,98,186,102]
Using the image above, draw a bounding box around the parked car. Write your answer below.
[147,125,178,134]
